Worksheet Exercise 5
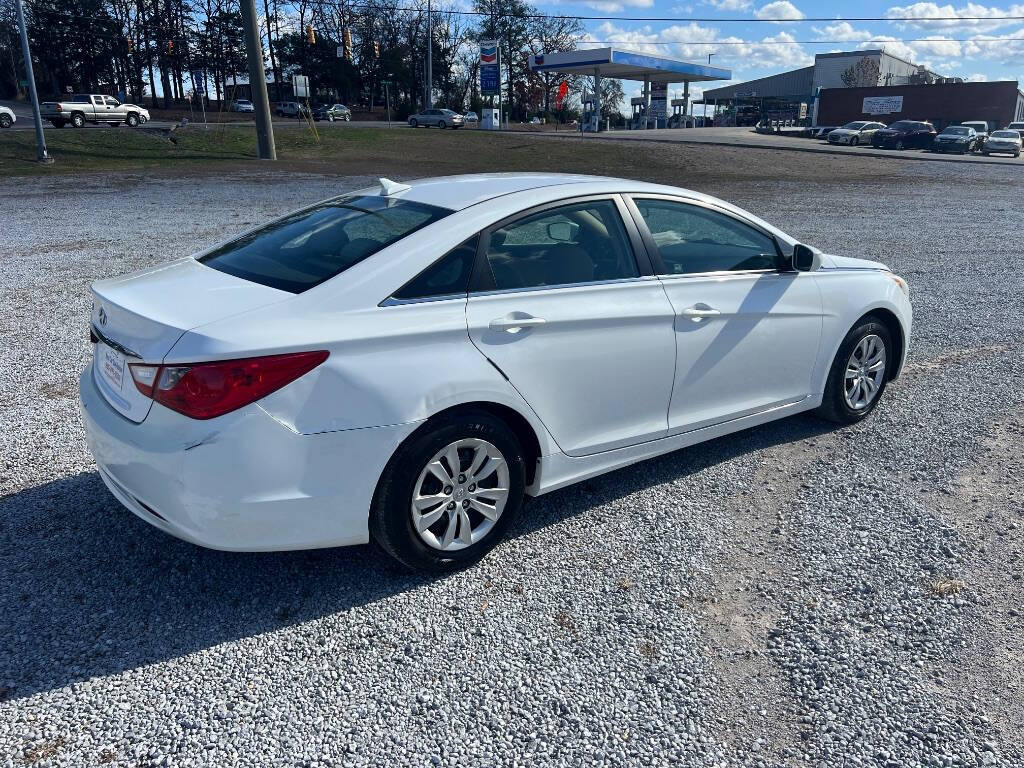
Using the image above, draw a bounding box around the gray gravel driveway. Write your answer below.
[1,163,1022,767]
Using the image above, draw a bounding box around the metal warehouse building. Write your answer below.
[700,49,941,126]
[816,81,1024,131]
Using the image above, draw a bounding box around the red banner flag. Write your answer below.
[555,81,568,110]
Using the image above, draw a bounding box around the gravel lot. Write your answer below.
[1,157,1023,767]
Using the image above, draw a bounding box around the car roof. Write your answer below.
[392,173,678,211]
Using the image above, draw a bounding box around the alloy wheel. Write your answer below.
[844,334,886,410]
[410,438,510,552]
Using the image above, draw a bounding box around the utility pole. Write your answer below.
[15,0,51,164]
[239,0,276,159]
[425,0,432,109]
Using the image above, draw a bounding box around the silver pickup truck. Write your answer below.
[40,94,150,128]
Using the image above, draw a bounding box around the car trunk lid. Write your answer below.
[90,258,291,422]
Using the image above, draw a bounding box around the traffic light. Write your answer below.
[307,25,315,44]
[343,28,353,61]
[373,40,379,58]
[167,39,174,53]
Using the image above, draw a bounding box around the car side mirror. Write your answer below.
[792,243,817,272]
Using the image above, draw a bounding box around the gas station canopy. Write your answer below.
[529,48,731,84]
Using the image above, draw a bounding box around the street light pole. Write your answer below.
[15,0,51,164]
[239,0,276,160]
[425,0,432,109]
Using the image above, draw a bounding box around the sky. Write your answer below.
[527,0,1024,104]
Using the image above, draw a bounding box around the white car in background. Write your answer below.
[981,129,1022,157]
[463,111,479,123]
[827,121,886,145]
[80,174,912,570]
[0,105,15,128]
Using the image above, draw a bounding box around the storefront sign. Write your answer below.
[863,95,903,114]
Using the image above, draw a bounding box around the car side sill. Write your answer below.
[531,394,819,497]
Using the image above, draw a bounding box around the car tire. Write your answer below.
[895,139,904,150]
[344,115,350,121]
[126,113,139,127]
[816,317,894,425]
[71,112,85,128]
[0,114,11,129]
[850,135,858,146]
[439,120,447,129]
[410,118,418,128]
[370,408,526,571]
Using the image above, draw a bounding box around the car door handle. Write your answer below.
[681,305,721,320]
[489,314,546,333]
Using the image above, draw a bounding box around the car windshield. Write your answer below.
[199,195,453,293]
[991,130,1019,138]
[842,122,868,129]
[942,127,970,135]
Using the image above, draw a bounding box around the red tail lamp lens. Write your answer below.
[129,350,328,420]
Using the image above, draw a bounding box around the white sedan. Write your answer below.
[0,105,15,129]
[80,174,912,570]
[827,121,886,146]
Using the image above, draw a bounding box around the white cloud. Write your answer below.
[754,1,806,21]
[887,2,1024,32]
[964,71,989,79]
[705,0,753,9]
[812,21,874,40]
[583,22,813,73]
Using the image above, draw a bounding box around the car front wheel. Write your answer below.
[370,409,526,571]
[817,318,893,424]
[0,114,11,128]
[410,118,418,128]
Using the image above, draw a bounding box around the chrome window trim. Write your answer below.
[380,293,467,307]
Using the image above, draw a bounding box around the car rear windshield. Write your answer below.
[942,127,970,135]
[888,121,914,131]
[199,195,452,293]
[991,130,1019,138]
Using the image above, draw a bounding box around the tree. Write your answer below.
[598,77,623,120]
[841,56,881,88]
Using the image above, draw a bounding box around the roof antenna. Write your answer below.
[379,178,411,196]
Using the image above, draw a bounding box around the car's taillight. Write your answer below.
[128,351,328,420]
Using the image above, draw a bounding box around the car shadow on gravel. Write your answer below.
[0,413,834,701]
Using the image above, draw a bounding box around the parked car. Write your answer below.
[1005,121,1024,135]
[0,105,15,129]
[80,173,912,570]
[40,94,150,128]
[807,126,837,139]
[230,99,255,113]
[870,120,936,150]
[463,111,479,123]
[313,103,352,122]
[959,121,989,147]
[408,108,464,129]
[274,101,310,119]
[827,121,886,146]
[931,125,978,154]
[528,116,542,125]
[981,129,1022,157]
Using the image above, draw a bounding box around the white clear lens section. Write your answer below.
[129,365,159,389]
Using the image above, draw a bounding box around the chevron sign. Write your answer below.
[480,41,498,64]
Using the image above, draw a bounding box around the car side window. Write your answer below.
[392,236,479,300]
[481,200,639,291]
[632,199,780,275]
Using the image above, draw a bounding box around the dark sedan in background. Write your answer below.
[931,125,979,154]
[870,120,937,150]
[313,103,352,122]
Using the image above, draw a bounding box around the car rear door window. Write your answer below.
[481,200,639,291]
[199,195,452,293]
[392,236,479,301]
[632,199,780,275]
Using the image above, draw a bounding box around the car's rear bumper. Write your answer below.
[80,364,419,551]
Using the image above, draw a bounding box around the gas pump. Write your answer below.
[581,92,599,132]
[629,97,647,130]
[667,98,689,129]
